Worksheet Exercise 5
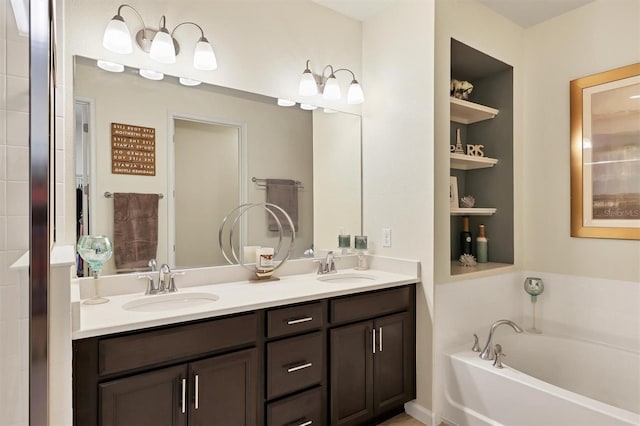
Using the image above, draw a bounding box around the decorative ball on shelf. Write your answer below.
[459,253,477,267]
[460,195,476,208]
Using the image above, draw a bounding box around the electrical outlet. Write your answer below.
[382,228,392,248]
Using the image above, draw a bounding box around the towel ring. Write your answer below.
[218,202,295,279]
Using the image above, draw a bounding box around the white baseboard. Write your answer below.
[404,400,438,426]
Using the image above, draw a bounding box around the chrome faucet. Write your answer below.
[479,319,523,360]
[159,264,185,293]
[316,251,338,275]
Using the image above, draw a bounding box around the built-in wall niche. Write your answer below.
[449,39,514,276]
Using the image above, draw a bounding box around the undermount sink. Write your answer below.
[316,272,377,284]
[122,292,219,312]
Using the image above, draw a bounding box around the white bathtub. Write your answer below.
[443,332,640,426]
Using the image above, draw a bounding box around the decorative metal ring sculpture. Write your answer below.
[218,202,295,279]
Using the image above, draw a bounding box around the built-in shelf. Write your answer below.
[450,208,497,216]
[450,153,498,170]
[450,97,499,124]
[450,261,513,277]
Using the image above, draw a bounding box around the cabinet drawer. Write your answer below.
[267,387,322,426]
[330,286,410,324]
[267,302,323,338]
[99,313,257,376]
[267,332,323,400]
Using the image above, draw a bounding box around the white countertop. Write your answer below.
[72,256,420,339]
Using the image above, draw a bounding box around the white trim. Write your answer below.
[74,97,97,239]
[10,0,29,37]
[168,112,247,267]
[405,400,439,426]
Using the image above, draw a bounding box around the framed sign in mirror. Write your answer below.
[570,63,640,240]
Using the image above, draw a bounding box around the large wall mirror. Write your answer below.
[73,56,362,275]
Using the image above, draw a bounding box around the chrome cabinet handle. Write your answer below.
[379,327,383,352]
[287,362,313,373]
[181,378,186,414]
[287,317,313,325]
[287,418,312,426]
[372,328,376,354]
[297,421,313,426]
[194,374,199,410]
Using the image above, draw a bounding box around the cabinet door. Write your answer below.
[99,365,187,426]
[373,312,413,414]
[329,321,373,425]
[189,348,258,426]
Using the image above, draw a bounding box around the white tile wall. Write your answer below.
[0,0,30,424]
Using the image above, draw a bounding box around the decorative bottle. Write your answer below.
[476,224,488,263]
[460,216,472,256]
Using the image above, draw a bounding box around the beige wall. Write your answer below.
[362,0,436,412]
[522,0,640,282]
[174,120,239,267]
[313,110,362,252]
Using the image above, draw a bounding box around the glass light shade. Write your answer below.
[277,98,296,107]
[299,70,318,96]
[300,103,317,111]
[323,108,338,114]
[179,77,202,86]
[347,80,364,104]
[102,15,133,54]
[139,69,164,80]
[149,28,176,64]
[193,37,218,70]
[323,76,341,100]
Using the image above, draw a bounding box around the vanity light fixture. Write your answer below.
[630,94,640,99]
[298,59,364,104]
[300,103,318,111]
[103,4,218,71]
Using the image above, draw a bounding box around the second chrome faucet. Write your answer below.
[138,261,185,295]
[479,319,523,360]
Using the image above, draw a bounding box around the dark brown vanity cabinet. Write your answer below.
[73,284,416,426]
[73,312,259,426]
[329,287,415,425]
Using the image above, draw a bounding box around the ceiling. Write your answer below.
[312,0,595,27]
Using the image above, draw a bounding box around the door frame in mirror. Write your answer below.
[168,112,248,267]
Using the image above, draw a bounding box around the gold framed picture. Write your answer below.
[570,63,640,240]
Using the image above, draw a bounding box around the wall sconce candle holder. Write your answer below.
[103,4,218,71]
[299,59,364,105]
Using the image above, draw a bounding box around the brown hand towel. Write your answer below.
[266,179,298,232]
[113,193,159,271]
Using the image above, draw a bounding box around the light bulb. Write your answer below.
[193,37,218,70]
[139,69,164,80]
[277,99,296,107]
[102,15,132,54]
[323,74,341,100]
[300,103,317,110]
[347,80,364,104]
[97,60,124,73]
[149,28,176,64]
[299,69,318,96]
[179,77,201,86]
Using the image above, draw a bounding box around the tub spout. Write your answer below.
[479,319,523,360]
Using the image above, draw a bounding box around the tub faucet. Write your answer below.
[479,319,523,360]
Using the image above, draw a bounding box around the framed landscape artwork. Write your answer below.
[570,63,640,240]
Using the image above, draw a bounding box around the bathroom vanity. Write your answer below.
[72,261,418,426]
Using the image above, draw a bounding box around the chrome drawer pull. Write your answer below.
[372,328,376,354]
[181,378,186,414]
[287,362,313,373]
[287,418,312,426]
[379,327,383,352]
[286,317,313,325]
[298,421,313,426]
